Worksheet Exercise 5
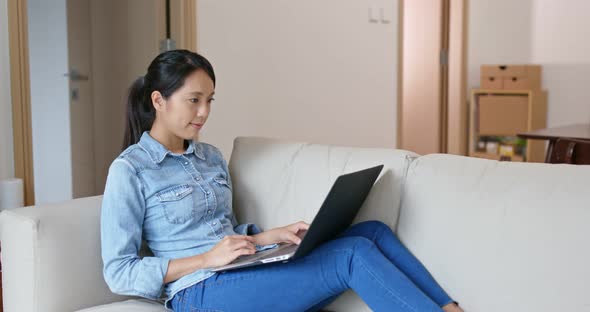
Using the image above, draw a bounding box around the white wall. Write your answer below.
[530,0,590,127]
[197,0,399,158]
[28,0,73,204]
[0,0,14,180]
[468,0,534,91]
[531,0,590,63]
[469,0,590,128]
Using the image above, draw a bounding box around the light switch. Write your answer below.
[368,5,379,23]
[380,7,391,24]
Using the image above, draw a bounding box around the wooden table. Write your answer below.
[518,123,590,163]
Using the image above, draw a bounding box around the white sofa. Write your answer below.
[1,136,590,312]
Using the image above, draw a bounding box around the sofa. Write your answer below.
[1,136,589,312]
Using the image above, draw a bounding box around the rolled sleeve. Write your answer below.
[232,220,263,236]
[101,159,169,299]
[231,216,278,251]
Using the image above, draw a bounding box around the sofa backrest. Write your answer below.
[229,136,418,234]
[397,154,590,312]
[228,137,418,312]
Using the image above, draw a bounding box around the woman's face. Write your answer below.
[152,69,215,140]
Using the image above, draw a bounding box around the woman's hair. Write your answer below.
[122,49,216,151]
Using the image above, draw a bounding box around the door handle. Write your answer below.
[64,69,89,81]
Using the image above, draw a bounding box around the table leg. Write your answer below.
[545,139,556,163]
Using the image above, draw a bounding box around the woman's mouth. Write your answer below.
[190,123,203,129]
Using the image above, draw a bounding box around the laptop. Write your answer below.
[211,164,384,273]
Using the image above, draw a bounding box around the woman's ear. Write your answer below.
[151,91,166,111]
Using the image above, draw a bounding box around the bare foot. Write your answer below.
[442,302,464,312]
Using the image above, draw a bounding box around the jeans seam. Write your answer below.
[356,255,419,312]
[190,307,224,312]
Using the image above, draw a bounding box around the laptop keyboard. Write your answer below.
[231,243,292,263]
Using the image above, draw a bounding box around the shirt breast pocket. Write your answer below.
[156,184,196,224]
[212,175,232,208]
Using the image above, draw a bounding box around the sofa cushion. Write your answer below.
[76,299,166,312]
[397,154,590,312]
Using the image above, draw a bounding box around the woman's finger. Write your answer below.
[232,240,252,250]
[229,235,256,243]
[286,232,302,245]
[291,222,309,232]
[299,221,310,230]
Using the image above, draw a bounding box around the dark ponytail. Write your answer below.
[122,50,216,151]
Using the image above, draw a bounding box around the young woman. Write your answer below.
[101,50,464,312]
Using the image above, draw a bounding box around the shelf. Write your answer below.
[469,88,547,163]
[472,89,534,96]
[470,151,524,162]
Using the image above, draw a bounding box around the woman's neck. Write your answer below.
[149,123,186,154]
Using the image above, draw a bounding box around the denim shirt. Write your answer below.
[101,132,273,310]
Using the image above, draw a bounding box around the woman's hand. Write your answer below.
[252,221,310,246]
[202,235,257,268]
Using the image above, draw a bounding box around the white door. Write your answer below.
[28,0,73,204]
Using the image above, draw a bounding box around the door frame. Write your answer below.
[8,0,35,206]
[397,0,469,155]
[156,0,198,52]
[8,0,199,206]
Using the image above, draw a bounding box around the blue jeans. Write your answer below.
[170,220,455,311]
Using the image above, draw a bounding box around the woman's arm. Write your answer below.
[101,159,170,299]
[164,234,257,283]
[164,253,208,284]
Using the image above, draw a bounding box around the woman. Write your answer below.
[101,49,463,312]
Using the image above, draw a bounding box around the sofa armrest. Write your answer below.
[0,196,130,312]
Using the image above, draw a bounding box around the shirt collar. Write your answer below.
[138,131,206,164]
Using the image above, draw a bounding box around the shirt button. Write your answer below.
[184,161,189,165]
[196,177,201,181]
[212,222,217,225]
[206,191,210,195]
[207,210,212,214]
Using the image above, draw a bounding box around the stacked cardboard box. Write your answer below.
[481,65,542,90]
[470,64,547,162]
[478,65,543,136]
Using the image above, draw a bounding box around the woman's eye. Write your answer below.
[208,98,215,103]
[189,98,199,104]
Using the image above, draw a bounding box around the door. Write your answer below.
[400,0,445,155]
[399,0,467,155]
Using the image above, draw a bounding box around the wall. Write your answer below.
[0,0,14,180]
[467,0,534,91]
[468,0,590,129]
[28,0,73,204]
[530,0,590,127]
[196,0,399,158]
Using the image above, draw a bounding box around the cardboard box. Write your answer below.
[478,95,529,135]
[481,76,503,89]
[480,65,541,90]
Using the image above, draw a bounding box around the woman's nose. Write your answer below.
[196,106,209,118]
